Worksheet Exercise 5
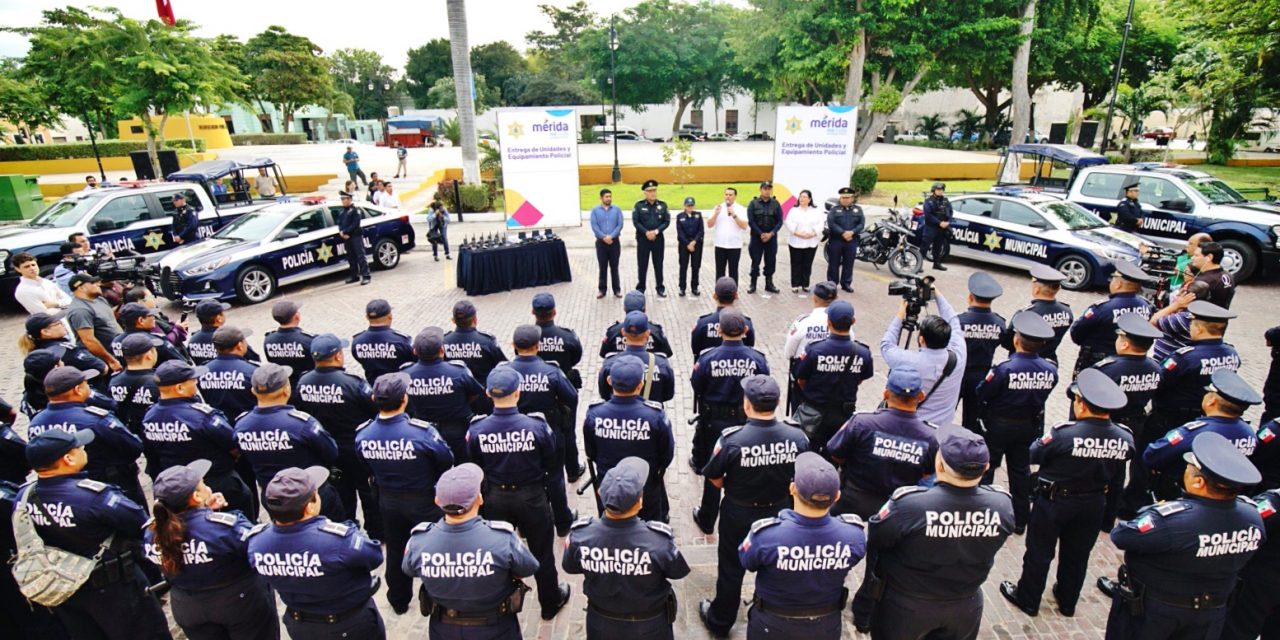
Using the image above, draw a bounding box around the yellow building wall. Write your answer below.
[117,114,233,149]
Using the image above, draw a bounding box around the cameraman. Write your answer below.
[52,241,86,293]
[879,282,966,426]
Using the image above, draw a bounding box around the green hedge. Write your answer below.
[231,133,308,146]
[851,164,879,195]
[0,139,205,161]
[436,179,494,213]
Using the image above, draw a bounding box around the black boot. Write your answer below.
[748,278,757,294]
[764,278,779,293]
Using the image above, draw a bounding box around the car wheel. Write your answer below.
[1217,239,1256,281]
[373,238,400,270]
[235,265,276,304]
[1055,254,1093,291]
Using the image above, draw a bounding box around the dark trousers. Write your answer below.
[1222,563,1280,640]
[379,490,442,611]
[832,482,886,520]
[923,226,949,265]
[596,239,621,294]
[635,235,665,293]
[344,235,370,279]
[429,614,520,639]
[1120,408,1199,519]
[333,445,381,538]
[482,485,560,609]
[55,564,170,640]
[347,168,368,186]
[982,418,1042,528]
[206,470,256,523]
[1073,346,1109,380]
[431,228,450,258]
[437,420,470,465]
[714,247,741,285]
[692,412,745,532]
[826,239,857,288]
[171,573,279,640]
[1014,493,1106,613]
[747,235,777,281]
[233,457,260,519]
[793,401,853,459]
[704,501,786,635]
[1105,594,1226,640]
[746,606,840,640]
[872,587,983,640]
[561,403,583,477]
[548,427,574,529]
[678,242,703,293]
[586,608,673,639]
[957,369,987,435]
[788,246,817,288]
[282,599,384,640]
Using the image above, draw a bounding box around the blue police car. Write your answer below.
[911,192,1146,290]
[156,198,415,304]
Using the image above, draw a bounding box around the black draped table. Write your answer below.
[456,239,572,295]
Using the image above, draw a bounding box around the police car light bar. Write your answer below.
[117,180,149,188]
[300,196,327,204]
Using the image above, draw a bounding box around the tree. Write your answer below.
[0,59,59,138]
[447,0,480,184]
[316,85,355,142]
[1110,82,1169,160]
[330,48,396,120]
[915,114,948,141]
[471,42,528,105]
[245,26,332,133]
[504,72,599,106]
[526,0,599,77]
[426,75,498,111]
[405,39,452,107]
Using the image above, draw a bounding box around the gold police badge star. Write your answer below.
[315,243,334,263]
[143,230,166,250]
[506,122,524,139]
[983,230,1002,251]
[784,116,802,134]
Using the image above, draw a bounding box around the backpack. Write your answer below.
[9,484,113,607]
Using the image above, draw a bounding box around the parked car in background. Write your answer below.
[604,133,650,143]
[1141,127,1176,140]
[705,132,733,142]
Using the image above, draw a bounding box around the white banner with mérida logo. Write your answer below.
[497,108,581,229]
[771,105,858,217]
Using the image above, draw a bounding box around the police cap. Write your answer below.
[155,360,207,386]
[414,326,445,358]
[437,463,484,514]
[1011,310,1055,341]
[812,281,838,301]
[1188,300,1237,322]
[365,299,392,319]
[172,192,186,202]
[452,299,477,321]
[608,355,645,393]
[641,179,659,191]
[24,348,64,379]
[931,182,946,192]
[339,191,353,200]
[1029,264,1067,284]
[793,451,840,507]
[937,425,989,477]
[827,300,854,328]
[741,374,780,410]
[1123,177,1140,190]
[684,196,696,206]
[1184,431,1261,488]
[1206,368,1262,406]
[531,292,556,313]
[195,300,230,323]
[310,333,349,360]
[117,303,157,328]
[153,459,212,510]
[714,276,738,298]
[837,187,855,195]
[252,363,292,394]
[513,325,542,349]
[264,466,329,513]
[623,290,646,313]
[886,367,923,397]
[120,332,161,357]
[1111,260,1150,284]
[600,456,649,513]
[372,371,410,402]
[44,365,98,396]
[718,307,747,336]
[486,366,522,398]
[270,300,300,324]
[967,272,1003,299]
[622,311,649,336]
[1070,368,1128,411]
[760,181,773,189]
[212,326,252,351]
[25,428,94,469]
[1116,313,1162,340]
[25,312,65,338]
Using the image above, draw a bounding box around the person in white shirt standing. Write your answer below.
[12,252,71,315]
[705,187,748,285]
[784,189,824,292]
[253,167,277,198]
[377,182,401,209]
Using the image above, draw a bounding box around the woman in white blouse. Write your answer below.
[785,190,824,292]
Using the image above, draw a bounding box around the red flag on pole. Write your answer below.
[156,0,176,26]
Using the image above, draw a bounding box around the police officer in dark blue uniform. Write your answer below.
[584,356,675,523]
[1000,369,1135,617]
[25,311,109,388]
[0,400,26,483]
[355,372,454,615]
[247,466,385,639]
[564,457,690,639]
[350,299,413,383]
[793,300,874,455]
[598,311,676,404]
[676,196,705,296]
[825,187,865,293]
[187,300,262,366]
[402,463,540,638]
[143,460,278,640]
[1266,324,1280,423]
[532,293,587,481]
[922,182,953,270]
[691,277,757,356]
[1002,265,1073,364]
[109,333,162,439]
[1069,260,1155,377]
[445,299,507,414]
[690,308,769,535]
[199,325,262,516]
[746,181,783,294]
[110,303,189,365]
[1222,486,1280,640]
[1101,432,1265,639]
[1114,178,1144,233]
[633,179,670,297]
[0,467,64,640]
[403,326,485,464]
[22,345,116,419]
[466,367,571,620]
[262,300,314,388]
[18,428,170,639]
[958,272,1006,434]
[336,191,371,285]
[600,291,674,357]
[170,192,199,245]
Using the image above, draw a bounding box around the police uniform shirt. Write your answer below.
[793,335,873,407]
[1115,197,1144,231]
[826,204,866,237]
[958,307,1007,374]
[27,402,144,478]
[690,341,770,405]
[337,205,361,238]
[403,359,484,424]
[1091,355,1164,419]
[1251,419,1280,490]
[142,397,238,476]
[295,367,376,447]
[1031,418,1135,490]
[632,198,670,238]
[32,338,108,376]
[598,347,676,403]
[465,407,557,486]
[826,409,939,497]
[746,197,783,238]
[975,352,1060,414]
[108,368,159,436]
[1247,489,1280,564]
[199,354,259,420]
[600,320,674,358]
[702,419,809,506]
[504,357,578,422]
[172,204,199,242]
[676,209,705,246]
[1002,299,1073,361]
[354,414,454,492]
[1143,416,1259,472]
[262,328,315,384]
[922,196,953,229]
[246,516,383,613]
[783,307,830,361]
[868,483,1015,598]
[402,517,540,611]
[1070,293,1155,352]
[21,473,147,557]
[563,515,690,612]
[442,327,507,385]
[739,510,866,608]
[109,330,188,365]
[233,405,339,484]
[143,507,254,589]
[1154,340,1242,411]
[583,396,675,476]
[0,424,28,483]
[690,309,757,356]
[189,328,262,366]
[536,323,584,383]
[350,326,413,383]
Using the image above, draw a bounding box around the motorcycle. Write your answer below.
[856,197,923,277]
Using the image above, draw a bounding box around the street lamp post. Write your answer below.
[368,78,392,144]
[1099,0,1137,154]
[609,16,621,183]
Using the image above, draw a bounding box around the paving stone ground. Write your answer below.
[5,219,1274,639]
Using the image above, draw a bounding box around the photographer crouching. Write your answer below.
[879,275,967,426]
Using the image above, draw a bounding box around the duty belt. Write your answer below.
[726,495,787,509]
[286,600,369,624]
[433,599,517,625]
[88,549,137,587]
[1036,477,1107,500]
[1130,575,1229,610]
[751,595,843,619]
[700,402,745,420]
[489,481,540,492]
[587,601,667,621]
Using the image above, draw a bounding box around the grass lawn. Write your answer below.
[579,182,762,210]
[1193,164,1280,192]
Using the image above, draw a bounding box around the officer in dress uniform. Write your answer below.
[143,460,278,640]
[354,372,454,615]
[233,363,345,520]
[336,191,371,285]
[19,429,171,639]
[957,272,1007,434]
[403,326,484,464]
[1114,178,1144,233]
[740,452,866,640]
[793,300,873,455]
[584,356,675,523]
[247,467,385,640]
[690,308,769,535]
[402,463,540,638]
[1000,369,1135,617]
[1252,415,1280,492]
[532,293,587,481]
[187,300,262,366]
[1222,485,1280,640]
[564,457,690,639]
[444,300,507,414]
[1002,264,1073,364]
[922,182,954,271]
[170,192,199,245]
[977,310,1060,532]
[350,299,413,383]
[697,375,808,639]
[690,277,758,356]
[1069,260,1155,377]
[746,181,783,294]
[109,303,189,365]
[142,360,254,517]
[600,290,674,358]
[598,311,676,404]
[262,300,314,388]
[109,333,163,439]
[1100,432,1265,639]
[676,196,705,296]
[826,187,865,293]
[633,179,670,297]
[783,281,838,414]
[466,368,572,620]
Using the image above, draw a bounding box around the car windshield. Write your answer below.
[27,194,100,228]
[213,211,286,240]
[1040,201,1110,230]
[1188,178,1247,205]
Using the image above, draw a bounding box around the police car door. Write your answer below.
[1074,170,1127,222]
[1134,175,1194,249]
[85,192,169,257]
[947,196,997,259]
[269,207,343,283]
[984,200,1052,269]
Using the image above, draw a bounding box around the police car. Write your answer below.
[156,198,415,304]
[911,191,1146,290]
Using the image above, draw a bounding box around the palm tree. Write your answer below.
[1114,83,1170,162]
[915,114,948,141]
[951,108,983,143]
[447,0,480,183]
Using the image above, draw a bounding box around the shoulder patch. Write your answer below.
[642,400,663,411]
[243,523,268,540]
[749,517,781,534]
[984,484,1012,497]
[1237,496,1257,507]
[487,519,515,533]
[837,513,866,528]
[288,409,312,421]
[410,521,435,534]
[1175,345,1195,355]
[588,399,607,408]
[697,347,716,357]
[408,418,434,429]
[192,402,215,414]
[1051,421,1074,430]
[720,425,745,440]
[355,418,373,432]
[1096,357,1116,367]
[77,479,107,492]
[1154,501,1188,517]
[891,485,927,500]
[207,512,238,526]
[320,521,351,537]
[602,352,619,361]
[1184,421,1206,431]
[469,414,487,424]
[570,515,593,530]
[84,406,109,417]
[646,521,674,537]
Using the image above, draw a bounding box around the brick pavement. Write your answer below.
[4,220,1275,639]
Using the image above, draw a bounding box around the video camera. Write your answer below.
[887,274,935,332]
[63,250,158,285]
[1138,245,1180,306]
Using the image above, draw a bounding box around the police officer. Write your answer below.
[1069,260,1155,377]
[825,186,865,293]
[234,363,345,521]
[109,333,162,439]
[957,272,1007,434]
[1114,178,1144,233]
[18,428,171,639]
[262,300,314,387]
[110,303,189,365]
[563,457,690,639]
[22,345,116,419]
[865,427,1015,637]
[1002,264,1073,364]
[29,366,146,505]
[600,290,674,358]
[187,300,262,366]
[247,467,385,639]
[0,400,26,483]
[354,372,453,615]
[746,181,783,294]
[0,459,63,639]
[676,196,705,296]
[977,310,1060,532]
[739,452,866,640]
[1101,432,1264,639]
[697,375,808,638]
[1000,369,1134,617]
[793,300,873,454]
[922,182,953,271]
[143,460,278,640]
[350,299,413,383]
[336,190,371,285]
[1221,485,1280,640]
[690,308,769,535]
[295,334,378,529]
[170,191,199,245]
[633,179,670,297]
[531,292,586,479]
[584,356,675,522]
[691,276,758,356]
[25,310,109,386]
[444,299,507,414]
[1251,417,1280,492]
[783,281,838,414]
[403,326,484,464]
[598,311,676,404]
[142,360,255,516]
[402,463,540,638]
[200,326,260,420]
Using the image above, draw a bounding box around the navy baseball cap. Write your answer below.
[452,300,477,320]
[1029,264,1066,284]
[252,363,293,394]
[25,428,94,468]
[741,375,780,409]
[714,276,738,298]
[827,300,854,327]
[937,425,989,477]
[212,326,251,351]
[271,300,300,324]
[44,366,98,396]
[1070,368,1128,411]
[264,466,329,513]
[1206,369,1262,406]
[967,272,1003,299]
[153,459,212,510]
[24,348,64,378]
[25,312,64,338]
[886,367,923,396]
[1188,300,1237,322]
[793,451,840,507]
[608,355,645,393]
[623,290,646,312]
[414,327,445,358]
[195,300,230,322]
[622,311,649,336]
[1011,310,1054,341]
[155,360,207,386]
[1117,313,1163,340]
[365,299,392,319]
[1184,431,1261,488]
[684,196,696,206]
[718,308,746,336]
[1111,260,1150,284]
[310,333,349,360]
[513,325,542,349]
[118,303,158,328]
[120,332,161,357]
[812,281,838,301]
[437,463,484,514]
[600,457,649,512]
[531,293,556,312]
[486,367,522,398]
[372,372,410,402]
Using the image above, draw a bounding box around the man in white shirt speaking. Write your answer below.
[705,187,748,286]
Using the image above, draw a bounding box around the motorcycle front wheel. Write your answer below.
[888,247,924,277]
